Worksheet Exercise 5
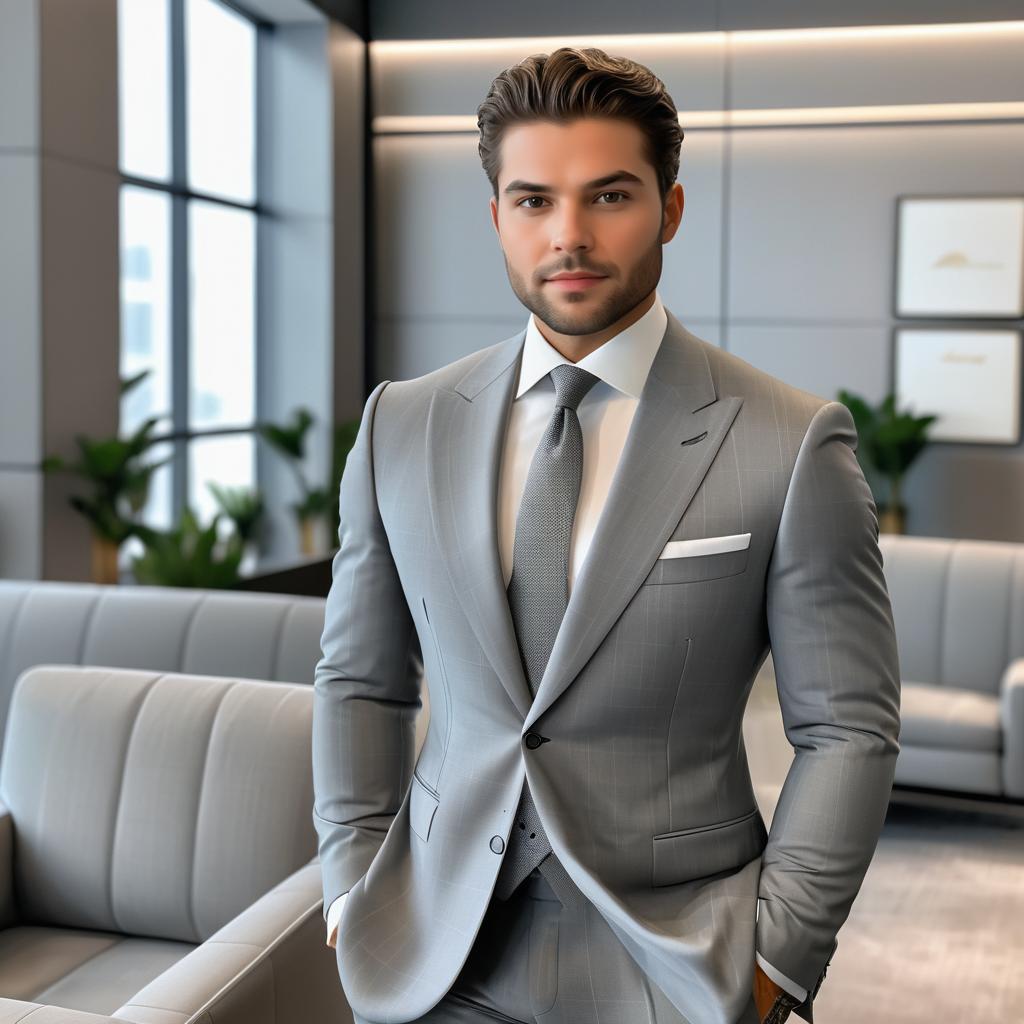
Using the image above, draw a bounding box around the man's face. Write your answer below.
[489,117,683,337]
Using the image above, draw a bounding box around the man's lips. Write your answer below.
[545,274,607,290]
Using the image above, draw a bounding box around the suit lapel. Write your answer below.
[425,330,535,718]
[525,312,742,727]
[425,310,743,726]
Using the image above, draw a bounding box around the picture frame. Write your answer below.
[893,327,1022,445]
[894,194,1024,318]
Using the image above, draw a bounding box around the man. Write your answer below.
[313,46,901,1024]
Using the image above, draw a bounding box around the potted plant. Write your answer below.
[257,408,359,556]
[41,370,171,583]
[131,506,245,588]
[837,389,936,535]
[208,482,265,549]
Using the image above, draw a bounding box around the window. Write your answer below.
[117,0,262,557]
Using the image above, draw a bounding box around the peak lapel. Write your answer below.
[425,330,534,719]
[523,311,743,729]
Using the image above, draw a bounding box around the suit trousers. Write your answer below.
[350,867,761,1024]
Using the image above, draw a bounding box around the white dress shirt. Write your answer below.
[325,290,807,1004]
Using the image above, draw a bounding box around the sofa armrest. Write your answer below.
[113,861,351,1024]
[0,999,131,1023]
[1000,658,1024,799]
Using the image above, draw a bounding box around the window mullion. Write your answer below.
[169,0,189,519]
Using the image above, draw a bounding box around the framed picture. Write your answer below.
[895,195,1024,318]
[894,328,1022,444]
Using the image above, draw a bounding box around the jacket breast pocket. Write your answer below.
[644,544,750,586]
[651,807,767,887]
[409,771,439,842]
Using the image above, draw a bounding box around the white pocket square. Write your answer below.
[657,532,751,559]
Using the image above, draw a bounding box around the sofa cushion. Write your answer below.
[899,681,1001,752]
[0,581,327,763]
[2,667,316,943]
[0,925,194,1014]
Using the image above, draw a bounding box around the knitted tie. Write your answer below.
[492,362,599,910]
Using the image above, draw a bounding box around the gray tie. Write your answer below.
[492,362,599,910]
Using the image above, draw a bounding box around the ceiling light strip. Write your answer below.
[370,20,1024,56]
[373,102,1024,135]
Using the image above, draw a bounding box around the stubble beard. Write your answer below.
[504,229,663,338]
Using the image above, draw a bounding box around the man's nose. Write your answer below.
[550,206,594,252]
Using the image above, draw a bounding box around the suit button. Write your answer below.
[490,835,504,853]
[524,732,544,749]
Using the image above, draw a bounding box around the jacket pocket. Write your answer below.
[651,806,767,886]
[644,545,749,586]
[409,771,440,842]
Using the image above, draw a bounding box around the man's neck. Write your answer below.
[533,290,657,363]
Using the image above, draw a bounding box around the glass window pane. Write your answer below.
[186,0,255,203]
[188,433,255,531]
[189,200,255,429]
[118,0,171,180]
[120,185,173,439]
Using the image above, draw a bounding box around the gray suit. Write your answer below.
[312,309,902,1024]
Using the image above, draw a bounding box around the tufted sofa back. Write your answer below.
[0,665,316,943]
[878,534,1024,697]
[0,581,327,759]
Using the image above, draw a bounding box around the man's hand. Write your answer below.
[753,961,787,1022]
[325,892,348,949]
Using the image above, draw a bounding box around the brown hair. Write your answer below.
[476,46,684,203]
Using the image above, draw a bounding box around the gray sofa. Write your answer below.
[879,533,1024,801]
[0,664,347,1022]
[0,581,432,760]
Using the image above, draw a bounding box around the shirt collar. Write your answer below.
[515,290,668,401]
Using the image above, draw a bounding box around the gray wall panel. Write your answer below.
[257,20,339,564]
[374,134,511,318]
[370,0,1024,40]
[376,315,526,384]
[370,1,719,42]
[0,470,43,580]
[655,130,726,322]
[0,154,41,466]
[730,27,1024,110]
[727,122,1024,324]
[727,324,891,405]
[0,0,38,149]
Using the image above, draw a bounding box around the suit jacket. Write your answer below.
[311,308,902,1024]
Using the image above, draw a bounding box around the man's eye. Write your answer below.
[516,192,629,209]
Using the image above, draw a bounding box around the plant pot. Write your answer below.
[299,515,317,557]
[877,503,906,535]
[91,535,121,584]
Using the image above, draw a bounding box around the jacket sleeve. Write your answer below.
[757,399,902,1022]
[312,379,424,920]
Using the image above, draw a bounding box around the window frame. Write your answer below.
[118,0,269,528]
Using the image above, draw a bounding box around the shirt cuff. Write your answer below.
[755,897,809,1002]
[326,892,347,939]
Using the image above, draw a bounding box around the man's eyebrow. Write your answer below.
[502,170,645,195]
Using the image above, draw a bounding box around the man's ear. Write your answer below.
[661,182,684,244]
[489,195,500,238]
